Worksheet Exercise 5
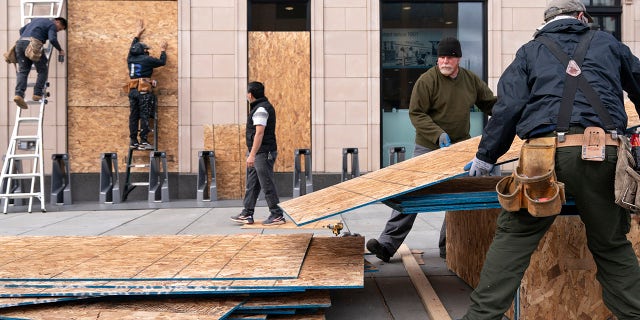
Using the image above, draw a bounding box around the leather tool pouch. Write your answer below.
[25,37,43,62]
[582,126,606,161]
[496,137,566,217]
[137,78,153,93]
[614,135,640,212]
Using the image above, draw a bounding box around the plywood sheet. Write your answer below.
[279,136,523,225]
[67,1,178,173]
[281,100,640,226]
[0,236,363,297]
[448,212,640,319]
[249,32,311,173]
[68,106,179,173]
[0,234,312,281]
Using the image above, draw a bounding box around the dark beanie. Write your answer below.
[437,37,462,57]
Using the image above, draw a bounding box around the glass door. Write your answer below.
[380,1,486,167]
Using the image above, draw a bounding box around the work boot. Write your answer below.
[32,95,42,102]
[13,96,27,109]
[366,238,391,262]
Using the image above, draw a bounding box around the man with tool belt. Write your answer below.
[462,0,640,319]
[126,19,167,150]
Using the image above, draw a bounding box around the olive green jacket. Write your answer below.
[409,66,496,150]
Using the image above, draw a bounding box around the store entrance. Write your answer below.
[380,1,487,167]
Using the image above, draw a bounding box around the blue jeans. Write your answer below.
[14,40,49,97]
[242,151,283,216]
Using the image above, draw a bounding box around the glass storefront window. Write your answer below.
[380,1,486,167]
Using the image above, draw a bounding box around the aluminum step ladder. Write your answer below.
[0,0,65,213]
[122,108,159,202]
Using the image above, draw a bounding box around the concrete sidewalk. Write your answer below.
[0,200,472,319]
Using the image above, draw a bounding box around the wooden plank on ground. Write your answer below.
[398,244,451,320]
[241,220,340,230]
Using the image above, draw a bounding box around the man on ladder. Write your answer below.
[1,0,66,213]
[12,16,67,109]
[125,19,167,150]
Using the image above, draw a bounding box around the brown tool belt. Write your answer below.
[557,133,619,148]
[123,78,154,94]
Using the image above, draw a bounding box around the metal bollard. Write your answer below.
[99,153,121,204]
[389,146,406,165]
[50,154,72,205]
[293,149,313,197]
[148,151,169,202]
[197,151,217,202]
[341,148,360,182]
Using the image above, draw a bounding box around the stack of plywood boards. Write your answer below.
[0,234,364,319]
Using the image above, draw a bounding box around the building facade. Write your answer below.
[1,0,638,200]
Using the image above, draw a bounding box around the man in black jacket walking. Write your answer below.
[230,81,286,226]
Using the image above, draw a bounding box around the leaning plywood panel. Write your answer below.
[279,136,523,225]
[280,100,640,226]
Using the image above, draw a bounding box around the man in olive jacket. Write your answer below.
[367,37,496,262]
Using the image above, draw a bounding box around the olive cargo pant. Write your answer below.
[463,145,640,320]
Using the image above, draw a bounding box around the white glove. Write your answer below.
[464,157,496,176]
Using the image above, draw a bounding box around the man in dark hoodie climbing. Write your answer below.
[125,19,167,150]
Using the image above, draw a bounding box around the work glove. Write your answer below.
[464,157,497,176]
[438,132,451,148]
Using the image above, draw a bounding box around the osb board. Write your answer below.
[445,209,500,289]
[447,212,640,319]
[67,1,178,107]
[0,234,312,281]
[0,296,239,319]
[0,291,329,319]
[249,32,311,173]
[67,106,179,172]
[0,236,364,297]
[204,124,246,200]
[279,136,523,226]
[0,309,220,319]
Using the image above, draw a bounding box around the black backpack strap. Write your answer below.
[534,31,616,137]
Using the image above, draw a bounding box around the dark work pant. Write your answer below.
[377,144,448,256]
[129,89,156,142]
[14,40,48,97]
[242,151,283,217]
[463,145,640,320]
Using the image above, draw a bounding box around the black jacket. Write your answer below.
[477,18,640,163]
[246,97,277,153]
[127,37,166,79]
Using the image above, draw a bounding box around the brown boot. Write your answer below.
[13,96,27,109]
[32,95,42,102]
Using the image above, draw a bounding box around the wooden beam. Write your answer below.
[398,244,451,320]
